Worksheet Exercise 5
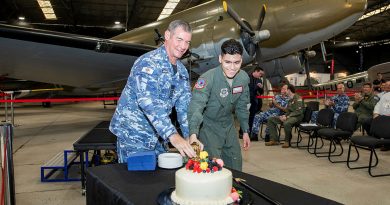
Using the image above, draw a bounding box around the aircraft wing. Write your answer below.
[0,24,156,91]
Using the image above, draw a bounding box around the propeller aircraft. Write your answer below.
[0,0,368,96]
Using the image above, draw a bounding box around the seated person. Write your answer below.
[376,80,388,99]
[311,83,349,126]
[373,81,390,117]
[251,84,289,141]
[265,84,304,148]
[353,83,379,134]
[373,80,390,151]
[373,72,385,94]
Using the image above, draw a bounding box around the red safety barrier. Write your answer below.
[0,93,10,97]
[256,91,356,100]
[0,97,119,103]
[256,96,274,99]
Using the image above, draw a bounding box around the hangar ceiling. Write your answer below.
[0,0,389,43]
[0,0,208,38]
[334,0,390,45]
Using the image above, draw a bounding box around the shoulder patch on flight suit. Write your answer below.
[220,88,229,98]
[232,86,243,94]
[142,67,154,75]
[194,78,206,89]
[384,100,390,109]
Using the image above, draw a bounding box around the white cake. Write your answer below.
[171,168,234,205]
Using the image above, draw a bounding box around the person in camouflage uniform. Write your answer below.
[188,39,250,171]
[353,83,379,134]
[265,84,304,148]
[109,20,199,163]
[251,84,289,141]
[311,83,350,126]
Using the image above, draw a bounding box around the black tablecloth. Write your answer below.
[86,164,341,205]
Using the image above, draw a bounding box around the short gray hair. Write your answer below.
[167,20,192,34]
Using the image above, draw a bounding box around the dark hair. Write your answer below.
[363,82,372,87]
[253,66,263,72]
[221,39,243,56]
[287,84,296,93]
[167,20,192,33]
[377,72,382,75]
[280,83,288,88]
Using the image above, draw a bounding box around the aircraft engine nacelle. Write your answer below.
[259,54,302,86]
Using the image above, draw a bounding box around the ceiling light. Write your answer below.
[345,36,350,40]
[359,4,390,21]
[157,0,180,20]
[18,16,25,20]
[115,21,120,25]
[36,0,57,20]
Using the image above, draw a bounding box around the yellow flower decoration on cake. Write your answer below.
[200,162,208,170]
[199,151,208,159]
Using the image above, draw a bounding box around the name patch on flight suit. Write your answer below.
[220,88,229,98]
[194,78,206,89]
[232,86,243,94]
[142,67,154,75]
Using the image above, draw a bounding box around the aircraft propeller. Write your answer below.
[222,1,270,59]
[154,28,165,45]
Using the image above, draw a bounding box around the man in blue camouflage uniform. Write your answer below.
[266,84,304,148]
[110,20,199,163]
[311,83,349,125]
[251,84,289,141]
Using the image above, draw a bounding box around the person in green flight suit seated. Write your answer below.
[265,84,304,148]
[187,39,251,171]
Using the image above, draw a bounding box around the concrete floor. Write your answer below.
[1,101,390,205]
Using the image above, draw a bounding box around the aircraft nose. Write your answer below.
[346,0,367,13]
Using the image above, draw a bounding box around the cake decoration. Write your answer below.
[185,143,224,173]
[230,187,242,203]
[185,149,223,173]
[171,143,242,204]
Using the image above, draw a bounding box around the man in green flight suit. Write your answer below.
[265,84,304,148]
[188,39,250,171]
[353,82,379,134]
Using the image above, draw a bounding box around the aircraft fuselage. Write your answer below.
[113,0,367,75]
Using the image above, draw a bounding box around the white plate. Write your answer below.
[158,153,183,169]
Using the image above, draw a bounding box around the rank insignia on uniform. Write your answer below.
[220,88,229,98]
[232,86,243,94]
[142,67,154,75]
[194,78,206,89]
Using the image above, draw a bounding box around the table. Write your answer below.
[73,121,116,193]
[86,164,341,205]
